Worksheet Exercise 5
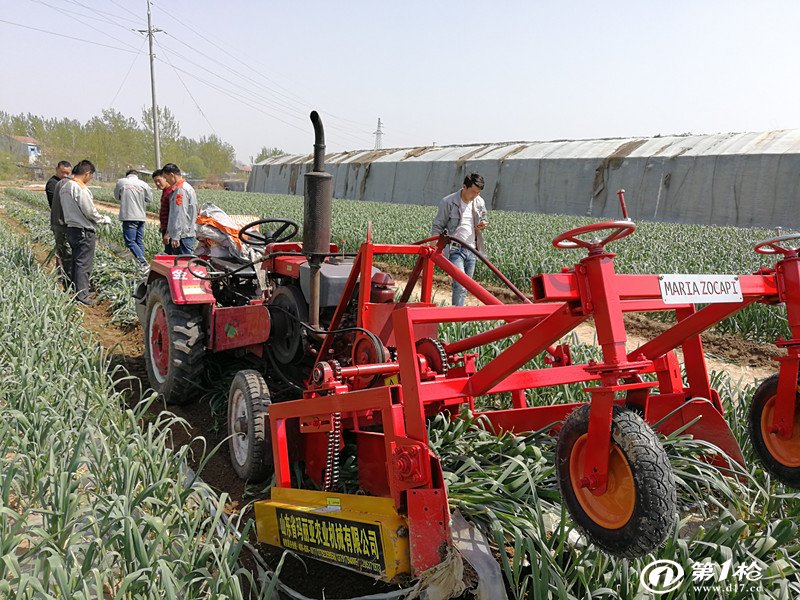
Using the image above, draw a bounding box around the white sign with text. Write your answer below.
[658,274,743,304]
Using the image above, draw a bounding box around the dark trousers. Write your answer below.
[66,227,96,301]
[165,237,196,256]
[122,221,146,262]
[51,226,73,288]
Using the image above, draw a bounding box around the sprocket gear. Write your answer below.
[415,338,448,375]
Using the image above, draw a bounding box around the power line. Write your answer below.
[0,18,141,54]
[108,38,148,108]
[151,37,371,147]
[108,0,142,21]
[44,0,140,27]
[157,31,372,145]
[25,0,141,52]
[156,41,217,136]
[153,1,375,133]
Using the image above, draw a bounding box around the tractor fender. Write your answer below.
[144,255,216,305]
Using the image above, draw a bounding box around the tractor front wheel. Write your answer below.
[556,405,677,558]
[143,279,205,404]
[228,370,272,482]
[748,375,800,488]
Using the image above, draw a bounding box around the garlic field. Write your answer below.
[0,187,798,599]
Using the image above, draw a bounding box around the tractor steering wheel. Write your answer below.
[239,218,300,247]
[754,233,800,257]
[552,220,636,251]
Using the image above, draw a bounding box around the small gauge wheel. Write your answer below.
[557,405,677,558]
[748,374,800,488]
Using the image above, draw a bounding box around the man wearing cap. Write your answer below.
[114,169,153,272]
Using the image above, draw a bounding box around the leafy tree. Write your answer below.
[255,146,285,162]
[141,105,181,142]
[183,155,208,178]
[196,135,235,177]
[0,106,237,178]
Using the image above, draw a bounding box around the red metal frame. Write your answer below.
[263,226,800,573]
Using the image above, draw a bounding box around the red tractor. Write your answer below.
[136,113,800,582]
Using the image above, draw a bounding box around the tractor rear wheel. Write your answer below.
[556,405,677,558]
[228,370,272,482]
[143,279,205,404]
[748,374,800,488]
[268,285,309,366]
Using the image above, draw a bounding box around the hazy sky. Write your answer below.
[2,1,799,164]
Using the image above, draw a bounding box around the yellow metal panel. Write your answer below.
[254,488,410,580]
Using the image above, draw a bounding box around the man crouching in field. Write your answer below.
[161,163,197,256]
[59,159,111,306]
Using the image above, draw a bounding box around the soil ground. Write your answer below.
[0,193,784,598]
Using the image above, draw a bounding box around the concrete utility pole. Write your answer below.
[138,0,162,169]
[373,118,383,150]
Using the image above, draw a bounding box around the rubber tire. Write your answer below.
[227,370,272,482]
[143,279,206,405]
[748,374,800,488]
[556,405,677,558]
[268,285,309,365]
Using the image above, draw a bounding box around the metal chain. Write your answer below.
[323,411,342,492]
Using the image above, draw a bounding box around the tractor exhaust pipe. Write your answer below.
[303,111,333,330]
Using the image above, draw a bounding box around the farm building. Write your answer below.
[247,129,800,229]
[1,134,42,164]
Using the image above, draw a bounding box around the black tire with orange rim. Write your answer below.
[143,279,206,404]
[556,405,677,558]
[748,374,800,488]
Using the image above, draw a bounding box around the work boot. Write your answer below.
[76,296,96,307]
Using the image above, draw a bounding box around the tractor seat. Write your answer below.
[208,255,258,278]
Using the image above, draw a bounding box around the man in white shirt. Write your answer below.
[430,173,489,305]
[114,169,153,271]
[60,160,110,306]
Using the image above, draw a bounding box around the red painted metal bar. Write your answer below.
[430,252,504,306]
[583,389,615,495]
[628,298,758,362]
[467,305,588,397]
[674,306,714,407]
[357,242,374,327]
[403,304,566,324]
[475,402,583,434]
[339,362,400,378]
[773,256,800,437]
[581,253,628,365]
[533,272,779,302]
[444,316,544,355]
[392,306,430,444]
[420,253,434,303]
[399,255,426,304]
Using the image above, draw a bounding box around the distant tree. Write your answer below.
[255,146,286,162]
[184,155,208,179]
[0,107,237,177]
[196,135,235,177]
[141,105,181,142]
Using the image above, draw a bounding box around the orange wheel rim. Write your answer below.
[761,396,800,468]
[570,434,636,529]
